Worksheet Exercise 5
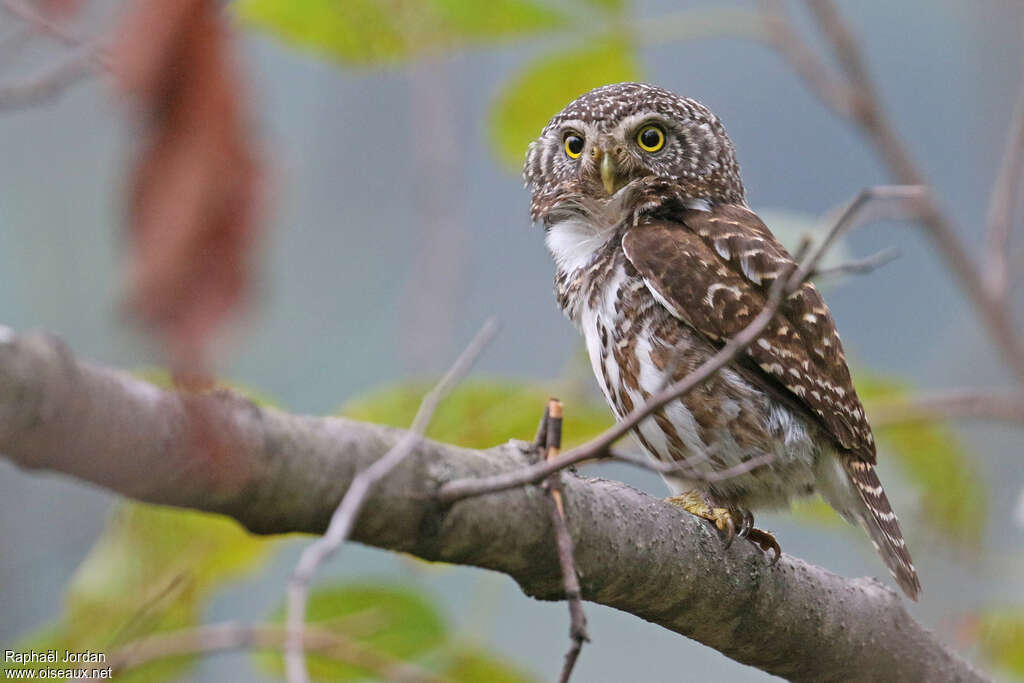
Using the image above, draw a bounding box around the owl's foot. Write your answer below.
[665,492,781,564]
[666,491,738,539]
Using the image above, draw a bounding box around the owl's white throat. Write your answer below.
[545,215,617,275]
[543,184,639,275]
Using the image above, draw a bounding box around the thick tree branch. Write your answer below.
[0,326,987,682]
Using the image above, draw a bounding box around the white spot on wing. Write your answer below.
[704,283,742,308]
[740,255,761,285]
[644,279,684,319]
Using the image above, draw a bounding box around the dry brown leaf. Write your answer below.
[112,0,261,375]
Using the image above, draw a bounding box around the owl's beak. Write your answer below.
[599,151,619,195]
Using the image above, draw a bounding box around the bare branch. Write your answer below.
[539,400,589,683]
[0,50,95,110]
[1,0,91,51]
[284,317,499,683]
[0,23,33,66]
[984,69,1024,299]
[0,326,988,682]
[95,621,448,683]
[756,0,857,116]
[756,0,1024,383]
[602,448,775,481]
[811,246,900,281]
[868,389,1024,428]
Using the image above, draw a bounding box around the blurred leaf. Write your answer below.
[433,0,566,39]
[3,504,274,682]
[443,649,535,682]
[341,378,612,449]
[858,373,987,545]
[972,609,1024,676]
[791,497,845,527]
[236,0,408,63]
[258,583,446,681]
[115,0,262,372]
[236,0,565,65]
[490,37,641,170]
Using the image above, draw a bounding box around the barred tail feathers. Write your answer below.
[844,459,921,601]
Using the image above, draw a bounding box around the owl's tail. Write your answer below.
[843,459,921,601]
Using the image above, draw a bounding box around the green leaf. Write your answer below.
[432,0,566,39]
[236,0,565,66]
[857,374,987,545]
[490,38,641,170]
[236,0,409,64]
[3,504,275,682]
[791,497,845,527]
[258,583,447,681]
[972,609,1024,676]
[443,649,536,682]
[341,378,612,449]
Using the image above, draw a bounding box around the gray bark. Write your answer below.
[0,326,988,682]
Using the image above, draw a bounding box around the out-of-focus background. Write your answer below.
[2,0,1023,680]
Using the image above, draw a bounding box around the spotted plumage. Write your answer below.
[525,82,920,599]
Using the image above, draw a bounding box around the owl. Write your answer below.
[524,82,920,600]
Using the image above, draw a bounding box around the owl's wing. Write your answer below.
[622,203,876,462]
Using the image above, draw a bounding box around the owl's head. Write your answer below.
[524,82,744,223]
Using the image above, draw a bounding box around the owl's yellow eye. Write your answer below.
[637,125,665,152]
[564,134,584,159]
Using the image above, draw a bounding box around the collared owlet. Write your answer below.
[524,82,920,600]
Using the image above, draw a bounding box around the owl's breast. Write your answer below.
[565,246,828,510]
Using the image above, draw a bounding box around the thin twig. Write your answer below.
[1,0,88,50]
[811,246,900,281]
[93,621,448,683]
[0,23,33,67]
[437,185,921,503]
[285,317,500,683]
[540,399,589,683]
[868,389,1024,428]
[0,50,95,110]
[984,68,1024,299]
[602,449,776,482]
[757,0,856,116]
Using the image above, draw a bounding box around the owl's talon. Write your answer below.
[747,528,781,565]
[736,510,754,540]
[719,513,737,548]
